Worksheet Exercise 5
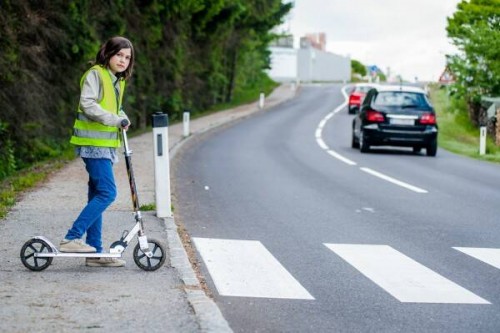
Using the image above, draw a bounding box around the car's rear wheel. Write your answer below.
[426,139,437,157]
[359,130,370,153]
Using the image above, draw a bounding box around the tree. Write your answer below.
[446,0,500,113]
[219,0,292,102]
[351,59,367,77]
[0,0,291,180]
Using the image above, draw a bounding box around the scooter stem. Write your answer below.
[122,129,141,216]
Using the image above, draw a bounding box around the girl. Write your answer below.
[60,36,134,267]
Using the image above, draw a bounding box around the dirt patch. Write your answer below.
[175,211,214,299]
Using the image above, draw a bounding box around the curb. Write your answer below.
[163,217,232,332]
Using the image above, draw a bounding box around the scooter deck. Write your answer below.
[29,236,124,258]
[35,252,122,258]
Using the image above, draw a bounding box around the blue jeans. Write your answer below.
[65,158,116,253]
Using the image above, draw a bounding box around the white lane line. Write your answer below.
[193,238,314,299]
[360,167,428,193]
[453,247,500,270]
[315,88,356,166]
[326,150,357,166]
[324,244,490,304]
[316,135,329,150]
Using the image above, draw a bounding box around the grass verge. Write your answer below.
[0,155,73,219]
[429,84,500,163]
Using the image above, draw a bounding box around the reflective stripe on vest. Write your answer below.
[70,65,126,148]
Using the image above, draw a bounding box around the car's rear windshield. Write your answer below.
[373,91,429,108]
[355,86,373,93]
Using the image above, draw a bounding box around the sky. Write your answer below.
[283,0,462,82]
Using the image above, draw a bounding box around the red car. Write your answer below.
[348,84,377,114]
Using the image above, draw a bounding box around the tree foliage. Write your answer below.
[446,0,500,105]
[351,59,367,77]
[0,0,291,179]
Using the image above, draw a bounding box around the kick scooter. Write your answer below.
[20,121,167,271]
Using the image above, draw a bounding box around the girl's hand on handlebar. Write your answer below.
[120,119,130,131]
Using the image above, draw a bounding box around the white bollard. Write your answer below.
[183,111,190,137]
[479,126,487,155]
[259,92,265,109]
[151,112,172,217]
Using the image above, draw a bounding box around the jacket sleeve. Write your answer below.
[79,70,128,127]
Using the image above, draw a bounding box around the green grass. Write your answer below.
[0,155,73,219]
[139,203,156,211]
[429,84,500,163]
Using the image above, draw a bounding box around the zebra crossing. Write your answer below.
[193,237,499,304]
[453,247,500,270]
[191,238,314,299]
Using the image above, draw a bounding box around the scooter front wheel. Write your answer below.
[20,238,53,271]
[133,238,167,271]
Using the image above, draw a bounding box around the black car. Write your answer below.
[351,85,438,156]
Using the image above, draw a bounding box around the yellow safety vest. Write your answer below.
[70,65,126,147]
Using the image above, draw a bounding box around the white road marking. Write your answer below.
[326,149,357,166]
[193,238,315,299]
[316,136,329,150]
[314,85,428,193]
[324,244,490,304]
[360,167,428,193]
[453,247,500,269]
[314,90,356,166]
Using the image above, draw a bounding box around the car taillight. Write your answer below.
[420,113,436,125]
[366,110,385,123]
[349,94,361,105]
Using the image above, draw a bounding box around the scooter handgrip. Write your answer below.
[121,119,130,128]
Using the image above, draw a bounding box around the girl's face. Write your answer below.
[108,48,131,75]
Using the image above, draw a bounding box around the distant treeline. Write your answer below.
[0,0,291,179]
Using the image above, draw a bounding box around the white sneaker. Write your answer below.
[85,257,126,267]
[59,239,96,253]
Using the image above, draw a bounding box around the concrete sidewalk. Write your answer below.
[0,84,297,332]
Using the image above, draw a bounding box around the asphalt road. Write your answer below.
[173,84,500,332]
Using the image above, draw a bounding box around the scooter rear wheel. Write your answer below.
[20,238,53,271]
[133,238,167,271]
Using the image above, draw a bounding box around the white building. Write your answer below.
[267,34,351,83]
[267,46,298,82]
[296,48,350,82]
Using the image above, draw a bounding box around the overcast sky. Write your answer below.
[284,0,461,81]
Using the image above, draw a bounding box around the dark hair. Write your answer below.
[95,36,135,80]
